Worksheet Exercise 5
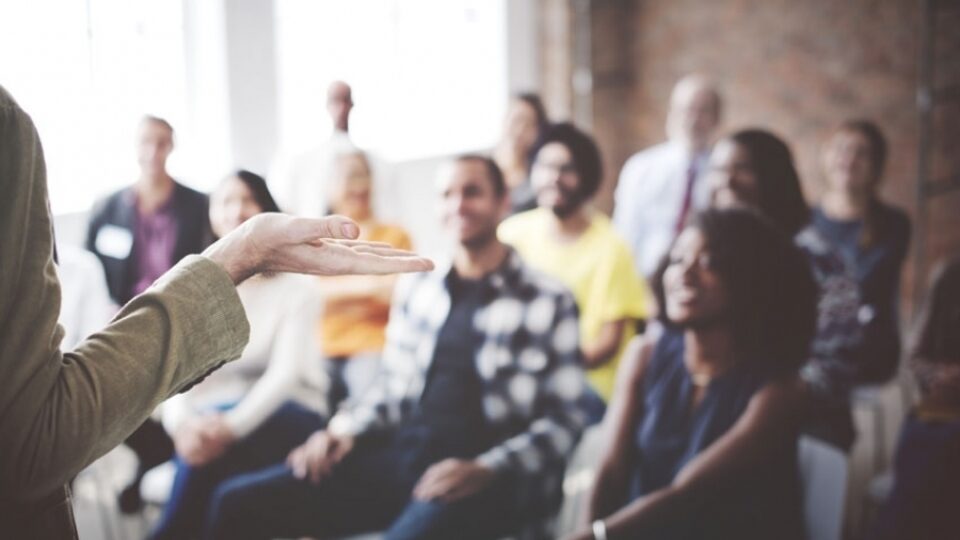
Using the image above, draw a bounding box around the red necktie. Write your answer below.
[674,162,698,235]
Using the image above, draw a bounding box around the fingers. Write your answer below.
[413,459,460,501]
[344,251,436,275]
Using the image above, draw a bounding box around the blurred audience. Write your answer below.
[316,151,412,409]
[813,120,911,383]
[613,74,722,278]
[273,80,356,219]
[202,156,590,540]
[148,171,330,539]
[492,92,549,214]
[500,122,647,405]
[870,257,960,540]
[84,115,211,512]
[707,129,864,450]
[571,208,816,540]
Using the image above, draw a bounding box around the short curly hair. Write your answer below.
[530,122,603,202]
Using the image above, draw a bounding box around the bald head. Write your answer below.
[327,80,354,133]
[666,74,722,152]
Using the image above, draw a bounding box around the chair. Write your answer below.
[798,436,849,540]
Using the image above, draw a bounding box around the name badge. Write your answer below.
[95,224,134,259]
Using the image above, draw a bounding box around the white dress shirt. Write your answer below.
[612,141,712,278]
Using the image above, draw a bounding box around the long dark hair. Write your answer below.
[233,169,280,213]
[515,93,549,137]
[912,257,960,365]
[726,129,810,237]
[651,208,818,376]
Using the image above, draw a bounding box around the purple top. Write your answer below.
[129,190,179,297]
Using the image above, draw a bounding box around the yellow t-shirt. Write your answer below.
[499,208,647,400]
[319,222,412,358]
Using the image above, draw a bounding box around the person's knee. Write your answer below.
[385,499,450,540]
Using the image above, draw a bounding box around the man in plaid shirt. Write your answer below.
[205,155,591,539]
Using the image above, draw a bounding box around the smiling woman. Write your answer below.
[568,207,817,540]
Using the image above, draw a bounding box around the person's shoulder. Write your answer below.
[90,186,133,216]
[369,221,412,247]
[877,201,911,232]
[623,140,673,165]
[751,375,806,418]
[587,213,637,261]
[173,181,209,204]
[499,207,545,240]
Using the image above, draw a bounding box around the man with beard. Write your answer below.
[499,123,648,407]
[203,155,590,540]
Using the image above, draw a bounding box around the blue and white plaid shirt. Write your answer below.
[328,248,591,502]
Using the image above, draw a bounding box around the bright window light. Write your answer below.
[0,0,188,215]
[274,0,508,162]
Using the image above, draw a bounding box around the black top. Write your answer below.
[399,272,497,468]
[812,202,911,382]
[629,327,804,540]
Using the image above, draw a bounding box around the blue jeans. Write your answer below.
[149,402,325,540]
[203,431,524,540]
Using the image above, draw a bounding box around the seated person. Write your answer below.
[149,171,329,540]
[869,257,960,540]
[202,156,591,540]
[317,151,412,409]
[706,129,865,450]
[492,93,549,214]
[85,116,211,512]
[499,123,648,406]
[569,208,816,540]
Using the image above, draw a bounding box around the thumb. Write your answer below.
[295,215,360,241]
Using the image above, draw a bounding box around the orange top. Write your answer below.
[318,222,412,358]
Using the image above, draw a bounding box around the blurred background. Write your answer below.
[2,0,957,312]
[2,1,958,538]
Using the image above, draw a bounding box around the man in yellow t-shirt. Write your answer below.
[499,123,647,401]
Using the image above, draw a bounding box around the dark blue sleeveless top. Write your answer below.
[629,327,804,540]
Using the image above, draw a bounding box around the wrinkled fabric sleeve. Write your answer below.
[0,87,250,501]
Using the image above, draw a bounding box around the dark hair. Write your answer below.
[726,129,810,236]
[530,122,603,201]
[454,154,507,197]
[833,119,889,248]
[912,257,960,365]
[515,92,549,135]
[231,169,281,213]
[837,119,888,181]
[651,208,817,376]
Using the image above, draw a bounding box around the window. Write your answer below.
[0,0,189,215]
[274,0,508,161]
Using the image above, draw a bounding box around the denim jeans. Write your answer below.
[203,430,524,540]
[148,401,325,540]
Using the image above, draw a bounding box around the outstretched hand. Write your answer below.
[204,213,434,284]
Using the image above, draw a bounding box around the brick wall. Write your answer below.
[576,0,960,314]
